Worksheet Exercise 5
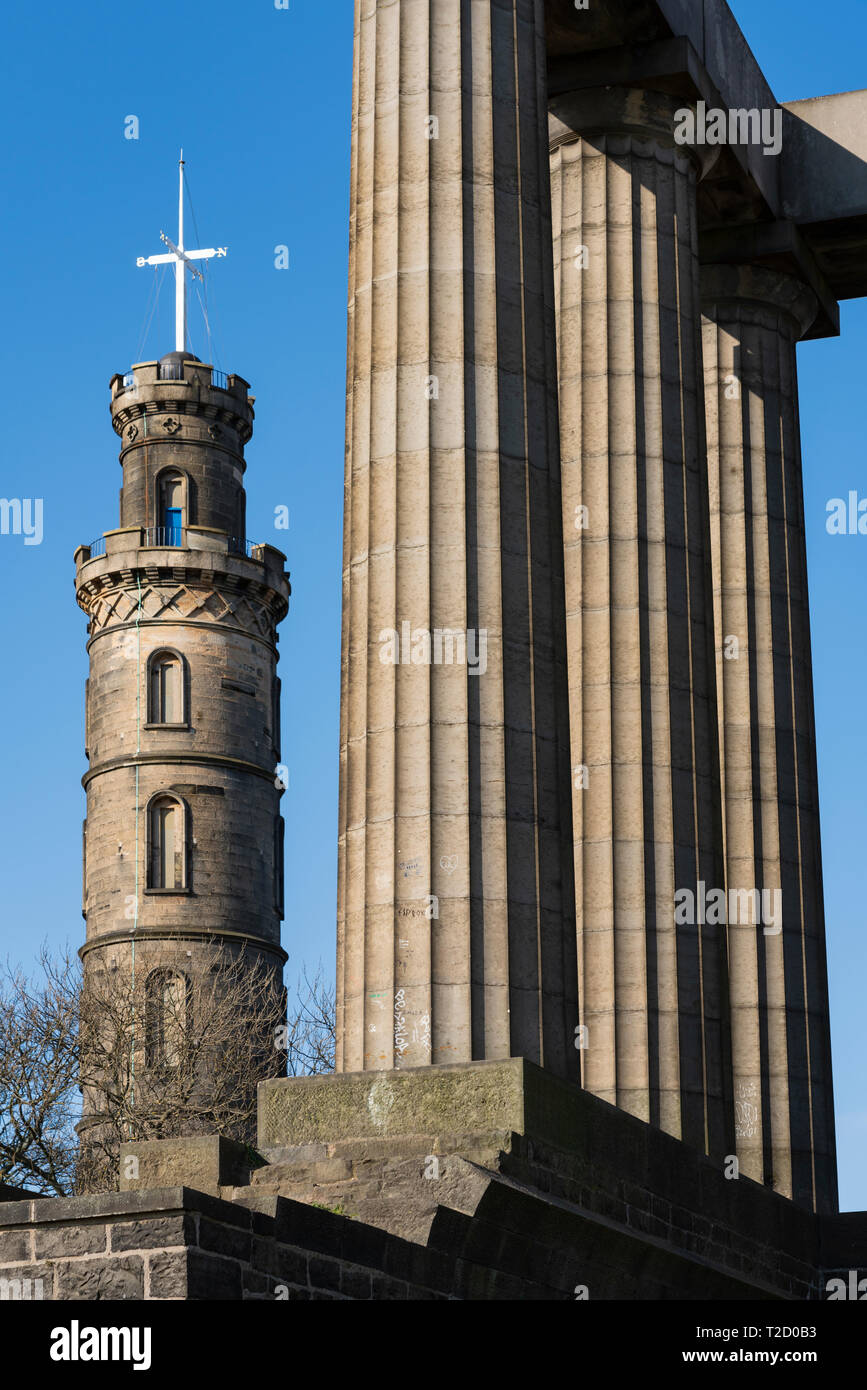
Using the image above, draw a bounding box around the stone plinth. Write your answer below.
[119,1136,260,1198]
[251,1058,848,1300]
[5,1062,867,1299]
[259,1058,534,1150]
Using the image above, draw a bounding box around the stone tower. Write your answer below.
[74,348,290,1140]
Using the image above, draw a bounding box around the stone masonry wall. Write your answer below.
[0,1189,454,1301]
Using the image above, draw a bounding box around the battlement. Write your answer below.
[73,527,290,623]
[111,357,251,406]
[109,357,254,446]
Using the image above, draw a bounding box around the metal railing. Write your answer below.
[143,526,184,547]
[228,537,262,558]
[83,530,264,558]
[117,366,231,390]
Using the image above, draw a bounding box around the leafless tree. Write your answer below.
[282,965,336,1077]
[0,944,336,1197]
[0,947,80,1196]
[75,943,289,1193]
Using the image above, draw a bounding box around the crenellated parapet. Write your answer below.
[74,533,290,642]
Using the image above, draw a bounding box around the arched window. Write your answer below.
[147,650,186,726]
[147,795,187,891]
[145,969,190,1068]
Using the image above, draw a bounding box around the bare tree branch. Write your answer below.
[0,944,337,1197]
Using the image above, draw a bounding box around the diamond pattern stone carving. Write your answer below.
[87,582,274,640]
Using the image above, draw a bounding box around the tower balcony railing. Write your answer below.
[143,527,261,557]
[147,363,231,386]
[227,537,261,559]
[143,525,184,547]
[113,364,242,396]
[81,528,264,561]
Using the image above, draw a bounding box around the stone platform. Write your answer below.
[2,1060,865,1300]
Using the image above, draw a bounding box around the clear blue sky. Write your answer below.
[0,0,863,1209]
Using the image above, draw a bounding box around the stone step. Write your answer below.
[228,1152,498,1243]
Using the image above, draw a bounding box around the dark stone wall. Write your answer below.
[1,1175,864,1300]
[0,1189,453,1301]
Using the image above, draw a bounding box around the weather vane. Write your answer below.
[136,151,227,352]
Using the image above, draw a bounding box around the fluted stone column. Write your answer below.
[337,0,577,1077]
[701,264,838,1212]
[549,88,732,1159]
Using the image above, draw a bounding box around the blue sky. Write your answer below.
[0,0,863,1209]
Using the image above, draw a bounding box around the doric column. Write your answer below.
[701,264,838,1212]
[549,88,732,1158]
[337,0,577,1076]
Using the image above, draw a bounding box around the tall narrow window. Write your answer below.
[272,676,282,757]
[274,814,285,917]
[148,651,185,725]
[145,969,189,1068]
[147,795,187,890]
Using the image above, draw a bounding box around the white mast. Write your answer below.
[176,150,185,351]
[136,154,228,354]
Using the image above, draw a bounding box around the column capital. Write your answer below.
[548,86,719,179]
[700,263,819,340]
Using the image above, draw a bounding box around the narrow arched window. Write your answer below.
[145,969,189,1068]
[147,795,187,890]
[148,651,186,725]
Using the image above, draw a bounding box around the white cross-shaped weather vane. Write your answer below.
[136,152,227,352]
